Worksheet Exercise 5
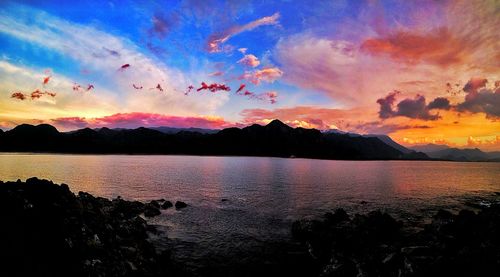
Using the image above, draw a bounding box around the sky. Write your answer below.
[0,0,499,150]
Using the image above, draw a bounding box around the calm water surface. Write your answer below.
[1,154,499,273]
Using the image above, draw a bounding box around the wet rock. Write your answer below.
[175,201,188,209]
[161,200,173,209]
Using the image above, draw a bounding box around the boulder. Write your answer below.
[161,201,173,209]
[175,201,188,209]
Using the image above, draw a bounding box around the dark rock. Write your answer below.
[144,204,161,217]
[161,200,173,209]
[324,208,349,225]
[149,200,160,209]
[221,198,229,202]
[0,178,171,277]
[292,203,500,277]
[175,201,188,209]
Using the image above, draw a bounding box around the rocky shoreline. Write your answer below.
[1,178,499,277]
[292,204,500,276]
[0,177,184,277]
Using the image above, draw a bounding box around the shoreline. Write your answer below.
[1,178,499,276]
[1,151,498,163]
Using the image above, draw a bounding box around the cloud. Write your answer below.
[463,77,488,94]
[376,92,450,121]
[352,121,431,135]
[274,34,402,104]
[263,91,278,104]
[454,77,500,119]
[0,5,229,118]
[208,71,224,77]
[427,97,451,110]
[51,117,88,129]
[360,28,466,66]
[274,0,498,105]
[196,82,230,92]
[149,12,178,39]
[241,67,283,85]
[240,106,372,130]
[51,113,233,130]
[207,12,280,53]
[376,91,400,119]
[467,135,500,151]
[11,92,26,100]
[238,54,260,67]
[456,88,500,119]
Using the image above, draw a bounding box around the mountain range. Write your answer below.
[0,120,428,160]
[1,120,497,161]
[408,144,500,162]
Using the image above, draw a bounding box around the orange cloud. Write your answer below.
[241,67,283,85]
[467,136,500,150]
[361,28,466,66]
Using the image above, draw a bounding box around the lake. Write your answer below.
[1,154,499,274]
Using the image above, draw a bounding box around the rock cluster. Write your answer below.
[292,205,500,277]
[0,177,181,277]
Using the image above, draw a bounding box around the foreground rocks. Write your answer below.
[292,204,500,277]
[0,178,179,277]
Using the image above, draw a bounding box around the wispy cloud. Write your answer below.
[207,12,280,53]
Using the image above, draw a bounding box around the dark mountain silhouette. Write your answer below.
[364,134,413,154]
[410,143,450,153]
[324,129,415,154]
[424,148,500,162]
[150,126,219,134]
[0,120,428,160]
[409,144,500,162]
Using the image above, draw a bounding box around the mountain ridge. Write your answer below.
[0,120,428,161]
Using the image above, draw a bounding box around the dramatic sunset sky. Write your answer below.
[0,0,498,150]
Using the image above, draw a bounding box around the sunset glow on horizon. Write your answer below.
[0,0,498,150]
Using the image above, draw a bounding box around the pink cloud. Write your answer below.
[241,67,283,85]
[207,13,280,53]
[264,91,278,104]
[51,113,234,130]
[238,54,260,67]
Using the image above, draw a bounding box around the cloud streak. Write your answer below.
[207,12,280,53]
